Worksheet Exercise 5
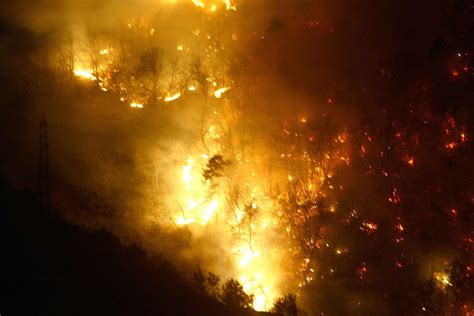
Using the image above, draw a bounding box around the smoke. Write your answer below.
[0,0,455,314]
[1,0,162,33]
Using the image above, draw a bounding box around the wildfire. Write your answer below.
[130,102,144,108]
[191,0,236,11]
[434,271,452,289]
[360,222,378,234]
[182,158,194,191]
[173,153,285,309]
[396,223,404,232]
[164,92,182,102]
[214,87,230,98]
[73,69,96,81]
[192,0,205,8]
[37,0,474,313]
[59,4,424,313]
[176,215,196,225]
[445,141,458,150]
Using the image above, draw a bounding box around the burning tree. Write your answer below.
[29,0,474,314]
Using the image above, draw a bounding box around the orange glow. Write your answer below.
[213,87,230,98]
[130,102,144,108]
[73,69,96,81]
[396,223,404,232]
[360,222,378,234]
[164,92,182,102]
[445,142,457,150]
[434,271,452,289]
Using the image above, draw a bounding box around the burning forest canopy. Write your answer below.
[0,0,473,314]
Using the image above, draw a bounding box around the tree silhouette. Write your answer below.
[191,267,221,298]
[135,46,163,104]
[271,294,299,316]
[219,279,254,309]
[203,154,229,183]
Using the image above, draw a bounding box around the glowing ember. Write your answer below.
[73,69,97,81]
[445,142,457,150]
[191,0,236,11]
[360,222,378,233]
[192,0,205,8]
[434,271,452,289]
[164,92,182,102]
[213,87,230,98]
[130,102,144,108]
[176,215,196,225]
[396,223,404,232]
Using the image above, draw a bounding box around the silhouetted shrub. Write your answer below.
[220,279,254,309]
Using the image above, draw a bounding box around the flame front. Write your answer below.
[174,152,286,310]
[62,0,352,311]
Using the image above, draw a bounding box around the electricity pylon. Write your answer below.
[38,113,50,208]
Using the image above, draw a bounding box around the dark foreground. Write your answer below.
[0,183,268,316]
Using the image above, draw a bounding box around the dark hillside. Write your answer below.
[0,184,265,315]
